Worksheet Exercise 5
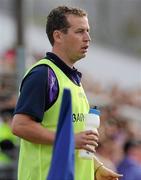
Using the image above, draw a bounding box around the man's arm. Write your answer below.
[12,114,55,144]
[12,114,99,152]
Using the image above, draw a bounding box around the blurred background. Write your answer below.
[0,0,141,179]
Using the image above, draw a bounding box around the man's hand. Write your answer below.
[95,165,123,180]
[75,130,99,152]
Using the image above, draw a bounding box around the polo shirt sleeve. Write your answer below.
[14,65,49,122]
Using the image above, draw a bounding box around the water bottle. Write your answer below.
[79,107,100,159]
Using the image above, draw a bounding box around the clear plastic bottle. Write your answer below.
[79,107,100,159]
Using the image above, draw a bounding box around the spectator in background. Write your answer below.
[117,139,141,180]
[0,108,18,170]
[96,139,118,171]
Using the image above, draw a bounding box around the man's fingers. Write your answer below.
[86,140,98,147]
[85,130,99,136]
[75,130,99,150]
[82,144,97,153]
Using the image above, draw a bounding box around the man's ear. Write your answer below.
[53,30,63,44]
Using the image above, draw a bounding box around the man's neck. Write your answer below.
[52,47,74,68]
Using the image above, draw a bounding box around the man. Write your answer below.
[12,6,122,180]
[117,139,141,180]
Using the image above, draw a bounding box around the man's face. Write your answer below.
[60,15,91,63]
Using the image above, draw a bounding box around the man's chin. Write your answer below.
[80,53,86,59]
[74,53,87,62]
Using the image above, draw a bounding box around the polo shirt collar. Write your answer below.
[45,52,82,83]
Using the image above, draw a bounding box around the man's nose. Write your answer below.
[84,32,91,42]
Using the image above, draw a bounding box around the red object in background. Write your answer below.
[4,49,16,64]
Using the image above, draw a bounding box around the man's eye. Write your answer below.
[76,30,84,33]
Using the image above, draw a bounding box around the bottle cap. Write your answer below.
[89,108,100,115]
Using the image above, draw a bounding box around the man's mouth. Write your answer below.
[81,45,89,52]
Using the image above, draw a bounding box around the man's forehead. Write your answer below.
[67,14,88,22]
[67,15,89,28]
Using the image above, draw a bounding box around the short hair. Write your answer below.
[46,6,87,45]
[124,139,141,154]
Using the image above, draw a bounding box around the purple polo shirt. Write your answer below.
[14,52,82,122]
[117,156,141,180]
